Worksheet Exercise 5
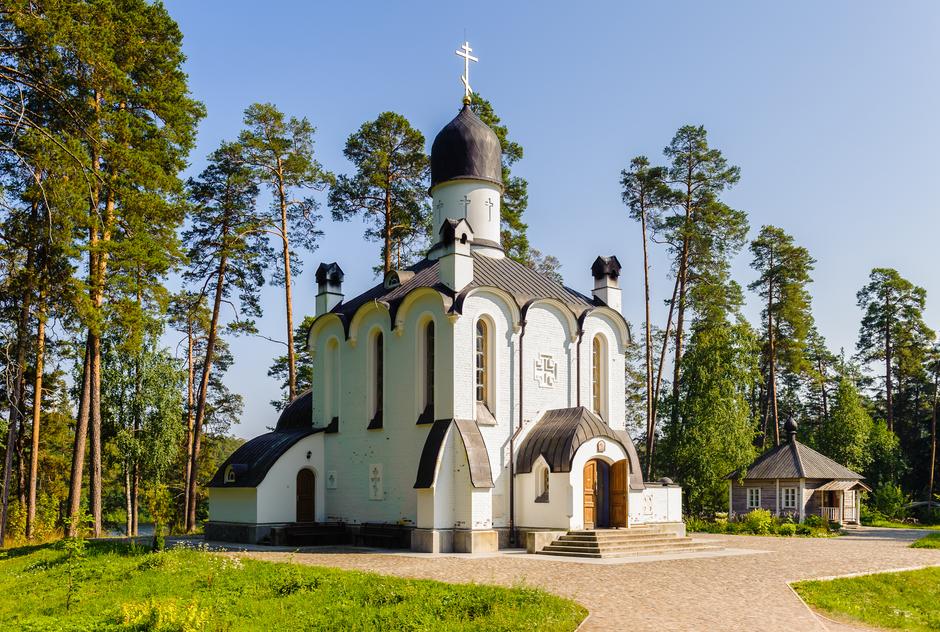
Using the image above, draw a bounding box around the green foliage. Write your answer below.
[328,112,428,274]
[869,483,908,520]
[58,537,88,612]
[0,542,587,630]
[776,522,797,536]
[815,377,873,472]
[660,317,759,514]
[794,567,940,632]
[470,93,529,263]
[742,509,773,534]
[865,420,905,489]
[268,315,315,410]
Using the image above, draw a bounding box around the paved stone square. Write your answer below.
[220,528,940,631]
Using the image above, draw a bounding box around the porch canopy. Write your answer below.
[516,406,644,490]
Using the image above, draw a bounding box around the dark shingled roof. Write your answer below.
[727,439,864,481]
[331,253,594,323]
[414,418,494,489]
[517,407,644,490]
[208,427,320,488]
[431,104,502,189]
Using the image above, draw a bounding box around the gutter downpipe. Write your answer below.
[575,328,584,408]
[509,318,526,547]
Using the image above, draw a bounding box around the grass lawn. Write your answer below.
[793,567,940,631]
[0,540,586,631]
[864,518,940,530]
[911,533,940,549]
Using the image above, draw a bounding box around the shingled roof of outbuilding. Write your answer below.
[726,439,864,481]
[329,252,595,324]
[516,407,645,490]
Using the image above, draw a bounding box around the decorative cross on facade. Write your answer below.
[459,195,471,216]
[484,197,494,221]
[455,41,478,102]
[534,354,558,388]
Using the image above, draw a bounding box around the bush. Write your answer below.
[870,484,908,520]
[795,524,813,536]
[776,522,797,537]
[803,514,825,529]
[742,509,774,535]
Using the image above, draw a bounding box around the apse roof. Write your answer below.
[208,391,317,488]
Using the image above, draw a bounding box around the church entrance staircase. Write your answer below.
[537,525,720,559]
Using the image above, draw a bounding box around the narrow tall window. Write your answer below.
[475,319,488,404]
[592,335,604,416]
[371,331,384,426]
[424,321,435,413]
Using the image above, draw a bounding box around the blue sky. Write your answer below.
[162,1,940,438]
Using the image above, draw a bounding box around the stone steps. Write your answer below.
[537,528,722,559]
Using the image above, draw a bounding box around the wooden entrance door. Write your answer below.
[296,469,315,523]
[610,460,628,527]
[583,460,597,529]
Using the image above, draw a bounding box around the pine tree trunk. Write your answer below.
[1,251,34,545]
[670,173,693,424]
[25,309,45,540]
[766,254,780,445]
[384,181,392,274]
[277,171,297,401]
[652,274,681,434]
[929,369,937,509]
[131,463,139,536]
[183,321,195,524]
[124,464,132,537]
[65,341,92,537]
[818,355,829,423]
[187,247,229,532]
[640,203,655,479]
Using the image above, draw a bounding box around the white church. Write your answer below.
[206,48,684,554]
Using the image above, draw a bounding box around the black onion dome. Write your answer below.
[430,104,502,189]
[784,416,799,436]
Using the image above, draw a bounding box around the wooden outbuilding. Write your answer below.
[726,418,870,526]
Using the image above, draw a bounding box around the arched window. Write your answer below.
[475,319,489,405]
[535,464,550,503]
[369,331,384,429]
[592,335,607,418]
[324,338,340,422]
[423,320,435,415]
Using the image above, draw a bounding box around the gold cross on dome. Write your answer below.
[455,41,478,102]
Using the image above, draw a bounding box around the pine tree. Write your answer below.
[749,226,815,445]
[329,112,428,275]
[182,142,267,531]
[268,316,315,410]
[470,93,529,262]
[658,126,747,424]
[237,103,333,401]
[857,268,934,433]
[816,376,873,472]
[621,155,671,476]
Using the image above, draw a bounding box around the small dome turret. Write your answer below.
[430,104,502,190]
[784,416,798,440]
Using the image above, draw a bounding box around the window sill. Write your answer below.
[535,495,549,504]
[367,412,383,430]
[325,417,339,433]
[416,406,434,425]
[476,402,497,426]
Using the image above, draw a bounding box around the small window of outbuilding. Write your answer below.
[747,487,761,509]
[224,466,236,484]
[782,487,797,509]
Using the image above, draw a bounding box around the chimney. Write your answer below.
[591,256,622,313]
[315,262,344,316]
[438,219,474,292]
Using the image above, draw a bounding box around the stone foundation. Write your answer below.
[454,529,499,553]
[411,528,454,553]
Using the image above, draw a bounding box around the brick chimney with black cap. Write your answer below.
[315,262,344,316]
[591,256,622,313]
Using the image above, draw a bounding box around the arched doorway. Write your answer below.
[583,458,628,529]
[296,469,315,523]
